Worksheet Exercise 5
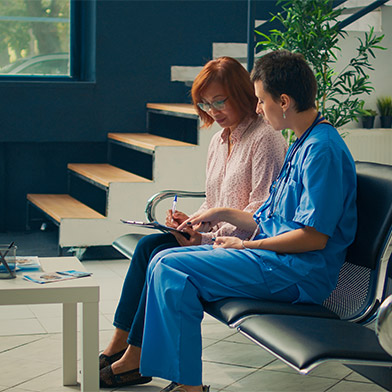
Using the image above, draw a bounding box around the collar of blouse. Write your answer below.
[220,116,255,145]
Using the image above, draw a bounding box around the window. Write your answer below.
[0,0,70,77]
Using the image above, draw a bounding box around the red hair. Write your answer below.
[191,57,257,127]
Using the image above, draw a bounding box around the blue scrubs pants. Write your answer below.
[140,245,299,385]
[113,233,179,347]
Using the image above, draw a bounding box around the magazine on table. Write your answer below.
[23,270,92,284]
[120,219,190,239]
[16,256,41,271]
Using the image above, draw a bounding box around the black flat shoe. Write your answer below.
[100,365,152,388]
[161,382,210,392]
[99,349,126,369]
[161,382,180,391]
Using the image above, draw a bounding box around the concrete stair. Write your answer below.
[27,103,219,250]
[170,0,387,85]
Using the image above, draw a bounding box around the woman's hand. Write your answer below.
[178,207,256,234]
[172,227,202,246]
[166,210,188,228]
[178,208,226,231]
[213,236,243,249]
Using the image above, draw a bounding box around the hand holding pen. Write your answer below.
[172,194,178,216]
[166,195,188,228]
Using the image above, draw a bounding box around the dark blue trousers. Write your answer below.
[113,233,179,347]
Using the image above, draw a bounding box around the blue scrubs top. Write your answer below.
[251,123,357,304]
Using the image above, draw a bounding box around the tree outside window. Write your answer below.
[0,0,70,76]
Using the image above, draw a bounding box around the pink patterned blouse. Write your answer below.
[194,115,288,244]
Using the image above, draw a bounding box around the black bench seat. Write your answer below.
[238,314,392,375]
[203,297,339,327]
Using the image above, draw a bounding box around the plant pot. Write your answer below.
[361,116,375,129]
[380,115,392,128]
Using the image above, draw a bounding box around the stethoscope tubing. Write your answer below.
[262,112,325,219]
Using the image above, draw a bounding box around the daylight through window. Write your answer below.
[0,0,70,76]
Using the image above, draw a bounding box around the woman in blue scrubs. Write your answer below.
[140,50,358,392]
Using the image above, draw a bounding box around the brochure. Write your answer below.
[23,270,92,284]
[120,219,190,239]
[16,256,41,271]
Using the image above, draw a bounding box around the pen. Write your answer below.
[172,194,178,215]
[7,241,15,252]
[0,241,16,278]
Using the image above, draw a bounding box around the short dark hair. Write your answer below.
[251,50,317,112]
[192,57,257,127]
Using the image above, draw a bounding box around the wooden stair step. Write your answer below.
[27,194,105,223]
[146,103,196,116]
[107,133,195,151]
[68,163,152,188]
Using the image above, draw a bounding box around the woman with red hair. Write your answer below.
[99,57,287,389]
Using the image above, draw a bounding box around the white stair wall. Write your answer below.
[58,121,220,248]
[212,43,248,58]
[170,2,389,85]
[342,128,392,166]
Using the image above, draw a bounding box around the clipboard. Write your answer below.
[120,219,190,239]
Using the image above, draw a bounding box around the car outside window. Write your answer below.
[0,0,70,77]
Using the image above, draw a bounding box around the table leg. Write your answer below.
[63,302,77,385]
[81,301,99,392]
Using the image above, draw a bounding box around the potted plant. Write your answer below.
[254,0,385,129]
[376,96,392,128]
[360,109,377,129]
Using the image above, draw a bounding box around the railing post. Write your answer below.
[338,0,389,30]
[247,0,255,72]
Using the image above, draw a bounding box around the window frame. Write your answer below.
[0,0,96,83]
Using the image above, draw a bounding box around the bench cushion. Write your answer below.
[203,298,339,327]
[238,314,392,374]
[112,233,145,259]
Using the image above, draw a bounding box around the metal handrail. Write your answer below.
[144,190,206,223]
[338,0,389,29]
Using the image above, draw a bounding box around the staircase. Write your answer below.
[171,0,389,84]
[27,103,219,252]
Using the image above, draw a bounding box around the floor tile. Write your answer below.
[201,320,236,341]
[0,388,40,392]
[222,368,339,391]
[345,370,377,383]
[17,367,79,391]
[263,359,352,380]
[326,379,387,391]
[113,378,173,391]
[29,303,62,319]
[99,299,118,315]
[98,277,125,301]
[0,317,46,335]
[202,339,275,368]
[0,353,60,388]
[99,313,115,331]
[0,305,35,320]
[0,335,42,352]
[223,331,256,345]
[202,361,259,391]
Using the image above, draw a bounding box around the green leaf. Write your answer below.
[254,0,384,127]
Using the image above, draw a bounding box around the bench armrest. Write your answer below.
[144,190,206,222]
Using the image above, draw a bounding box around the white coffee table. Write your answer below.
[0,256,99,392]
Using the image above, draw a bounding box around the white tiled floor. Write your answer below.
[0,258,387,391]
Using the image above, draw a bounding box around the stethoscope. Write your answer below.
[257,112,325,220]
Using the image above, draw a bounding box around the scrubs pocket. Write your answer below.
[274,177,303,220]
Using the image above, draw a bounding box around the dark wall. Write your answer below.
[0,0,278,231]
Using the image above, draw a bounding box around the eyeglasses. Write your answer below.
[197,97,228,112]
